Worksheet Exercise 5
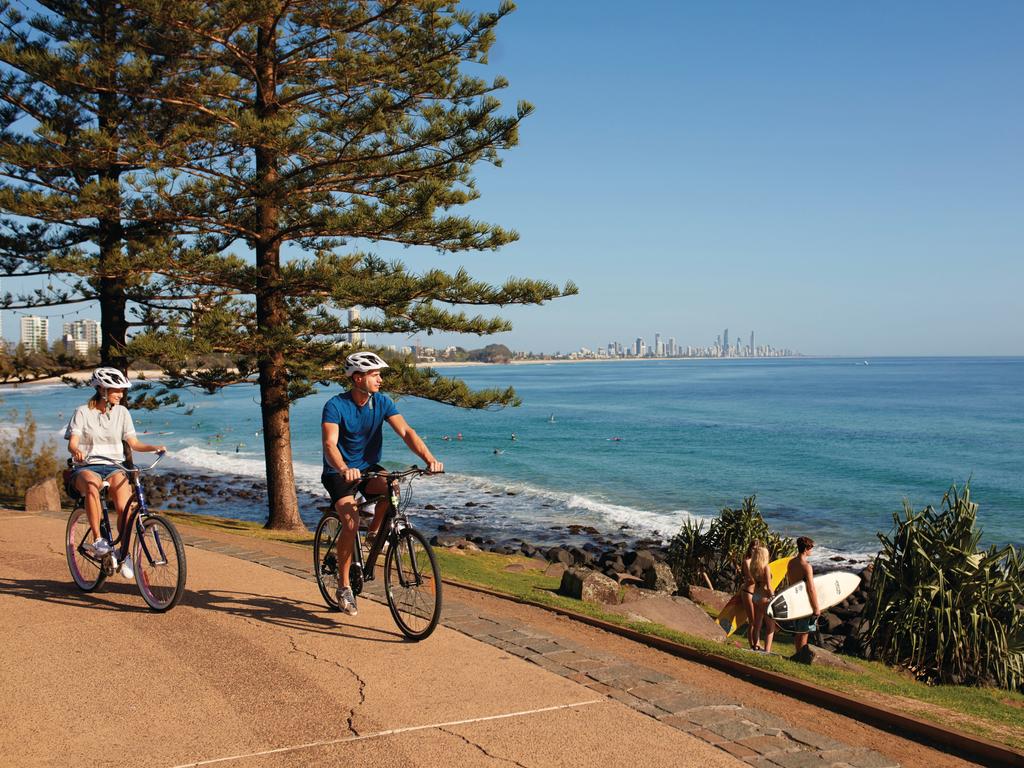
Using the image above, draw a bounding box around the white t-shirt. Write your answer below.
[65,403,137,465]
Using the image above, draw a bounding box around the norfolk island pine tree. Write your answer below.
[0,0,217,380]
[120,1,576,530]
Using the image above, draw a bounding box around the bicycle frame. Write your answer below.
[71,453,168,571]
[339,468,427,591]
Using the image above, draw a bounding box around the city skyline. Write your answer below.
[2,3,1022,356]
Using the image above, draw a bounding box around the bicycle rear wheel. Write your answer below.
[384,528,442,640]
[65,506,105,591]
[314,513,342,609]
[133,515,187,612]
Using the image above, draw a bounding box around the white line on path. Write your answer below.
[168,699,606,768]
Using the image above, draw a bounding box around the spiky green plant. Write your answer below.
[668,496,795,593]
[867,484,1024,691]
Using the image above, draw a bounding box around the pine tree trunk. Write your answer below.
[254,18,305,532]
[96,33,128,371]
[258,354,304,531]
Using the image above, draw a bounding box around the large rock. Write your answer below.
[687,586,733,613]
[624,549,657,577]
[605,594,728,643]
[642,561,677,594]
[792,643,859,671]
[25,478,61,513]
[559,568,621,605]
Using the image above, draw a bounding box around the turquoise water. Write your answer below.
[4,357,1022,562]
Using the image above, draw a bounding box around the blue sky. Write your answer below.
[3,1,1022,355]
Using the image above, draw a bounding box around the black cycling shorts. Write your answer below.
[321,464,385,505]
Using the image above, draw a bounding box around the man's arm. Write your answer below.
[387,415,443,473]
[803,561,820,616]
[322,422,361,482]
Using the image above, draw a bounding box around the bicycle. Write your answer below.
[313,466,443,640]
[64,452,187,612]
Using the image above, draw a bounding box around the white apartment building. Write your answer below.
[62,319,100,357]
[20,315,49,352]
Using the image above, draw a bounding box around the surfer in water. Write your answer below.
[778,536,819,654]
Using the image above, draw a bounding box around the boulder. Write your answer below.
[568,546,594,566]
[642,561,677,594]
[791,644,859,671]
[546,546,575,567]
[543,562,567,579]
[687,586,733,613]
[606,594,728,643]
[24,478,61,513]
[559,568,621,605]
[624,549,657,575]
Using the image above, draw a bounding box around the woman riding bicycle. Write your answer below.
[65,367,166,575]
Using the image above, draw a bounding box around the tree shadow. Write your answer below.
[0,577,408,643]
[187,587,406,643]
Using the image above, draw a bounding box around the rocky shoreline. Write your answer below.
[143,468,874,656]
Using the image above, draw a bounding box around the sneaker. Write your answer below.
[119,554,134,580]
[85,538,112,557]
[336,586,358,616]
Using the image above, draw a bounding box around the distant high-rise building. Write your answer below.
[20,315,49,352]
[723,328,729,356]
[347,308,362,345]
[634,337,643,356]
[62,319,100,357]
[654,333,663,357]
[749,331,754,356]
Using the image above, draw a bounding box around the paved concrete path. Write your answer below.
[0,509,897,768]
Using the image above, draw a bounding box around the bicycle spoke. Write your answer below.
[384,528,442,640]
[134,516,186,611]
[314,514,342,608]
[66,507,103,591]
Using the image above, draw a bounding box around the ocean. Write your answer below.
[3,357,1022,565]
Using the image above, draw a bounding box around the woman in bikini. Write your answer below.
[750,544,777,653]
[739,540,760,649]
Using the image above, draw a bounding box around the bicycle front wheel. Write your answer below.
[66,506,105,592]
[384,528,442,640]
[314,513,342,609]
[133,515,187,612]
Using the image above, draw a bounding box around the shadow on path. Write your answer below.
[175,587,407,643]
[0,576,151,613]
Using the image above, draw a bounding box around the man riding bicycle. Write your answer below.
[65,367,167,578]
[321,352,443,616]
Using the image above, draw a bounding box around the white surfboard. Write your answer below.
[767,571,861,621]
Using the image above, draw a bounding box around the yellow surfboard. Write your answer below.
[716,556,792,636]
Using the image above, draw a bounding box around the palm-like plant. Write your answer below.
[668,496,795,592]
[867,484,1024,691]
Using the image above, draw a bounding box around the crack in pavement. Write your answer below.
[439,727,530,767]
[283,632,367,737]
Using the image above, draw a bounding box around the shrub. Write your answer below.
[866,483,1024,691]
[0,409,60,505]
[668,496,795,593]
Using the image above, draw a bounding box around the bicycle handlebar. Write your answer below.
[74,451,167,474]
[360,465,441,482]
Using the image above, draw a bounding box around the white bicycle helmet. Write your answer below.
[89,366,133,389]
[344,352,389,376]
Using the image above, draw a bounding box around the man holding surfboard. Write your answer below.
[779,536,819,653]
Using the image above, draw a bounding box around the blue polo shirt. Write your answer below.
[322,391,399,473]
